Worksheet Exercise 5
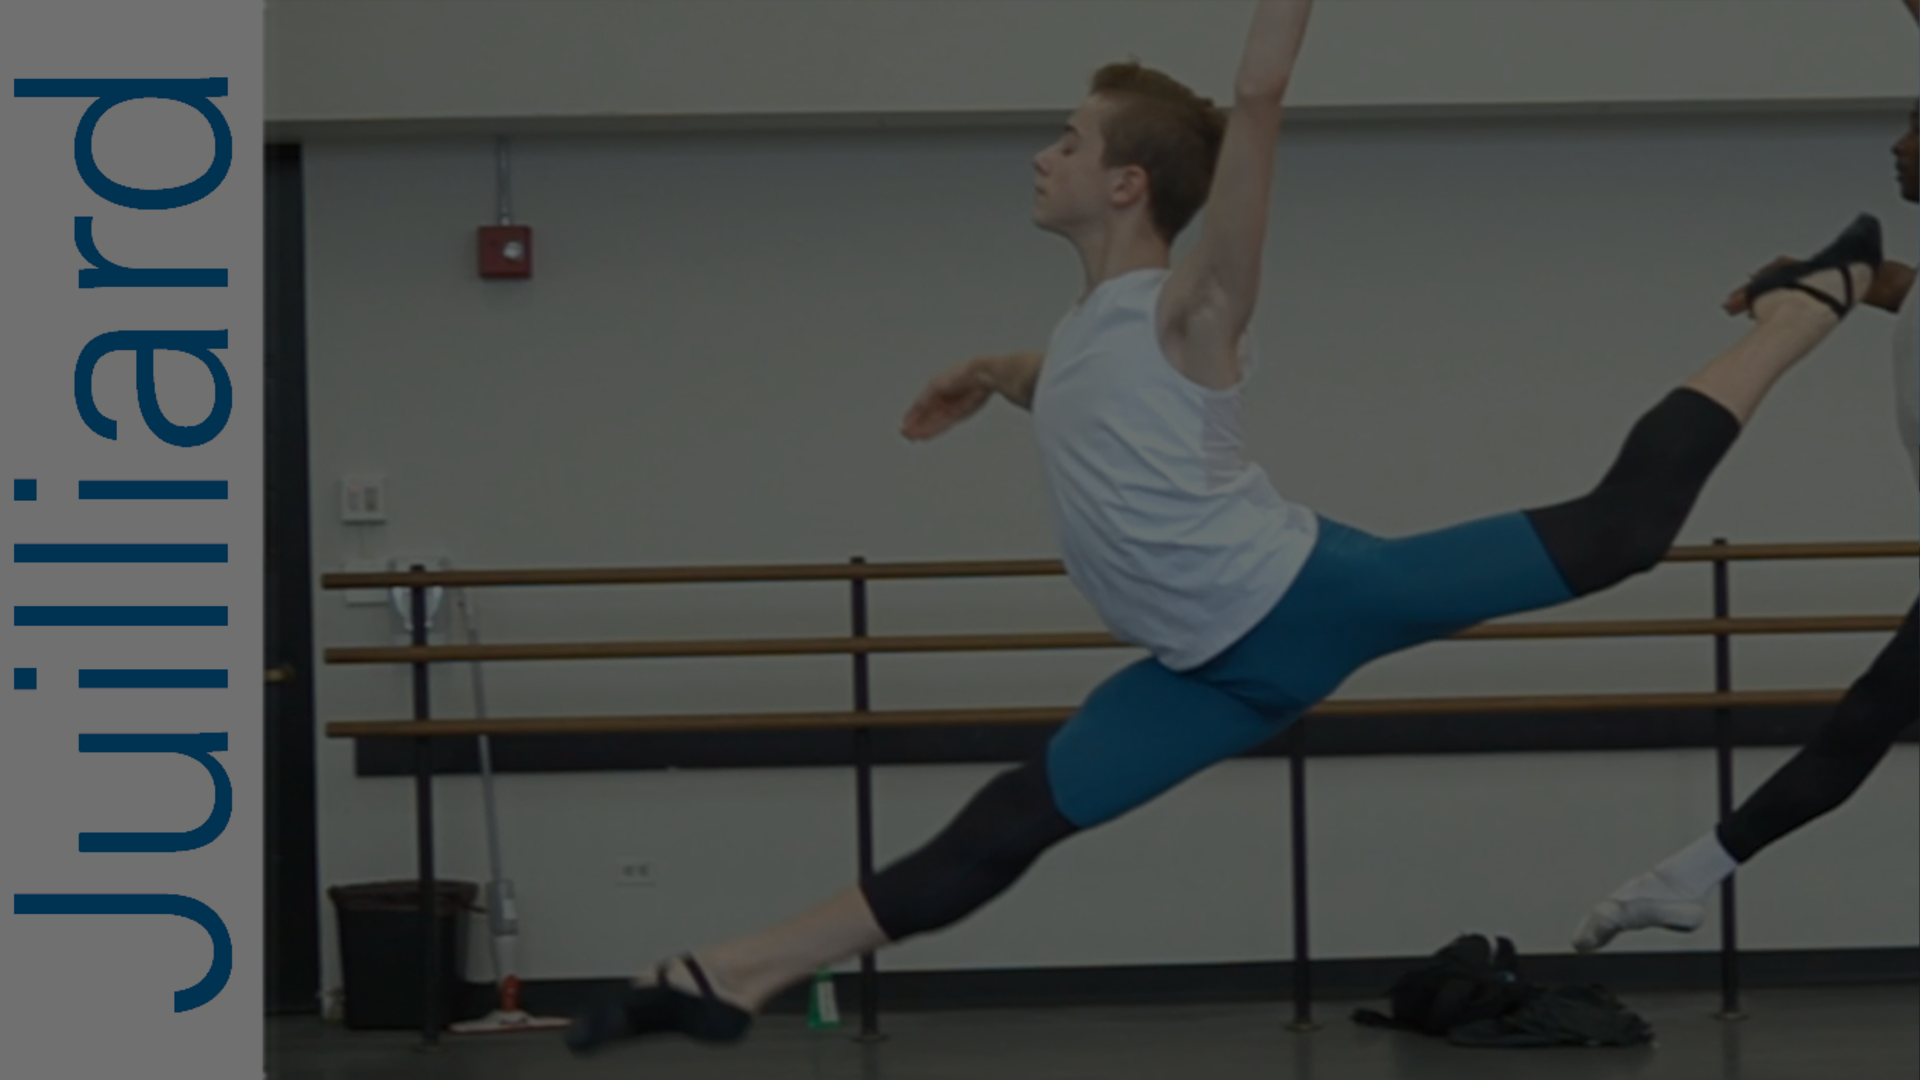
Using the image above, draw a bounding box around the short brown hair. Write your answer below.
[1089,60,1227,242]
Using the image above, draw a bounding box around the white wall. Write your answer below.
[266,0,1919,135]
[303,109,1920,996]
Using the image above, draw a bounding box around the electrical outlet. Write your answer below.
[613,858,658,889]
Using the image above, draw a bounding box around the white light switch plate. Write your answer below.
[340,474,388,523]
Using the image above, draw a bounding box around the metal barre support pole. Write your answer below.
[1287,721,1317,1032]
[1710,541,1746,1022]
[849,557,886,1043]
[409,573,445,1051]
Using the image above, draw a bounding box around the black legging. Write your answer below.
[1523,388,1742,596]
[1717,599,1919,862]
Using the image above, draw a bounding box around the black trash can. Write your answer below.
[328,880,478,1031]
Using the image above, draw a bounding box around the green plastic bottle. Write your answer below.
[807,968,842,1030]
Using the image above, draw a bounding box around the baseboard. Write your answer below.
[489,947,1917,1021]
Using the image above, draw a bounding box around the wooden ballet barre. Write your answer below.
[320,613,1907,667]
[316,540,1920,591]
[319,558,1066,590]
[324,687,1849,740]
[325,630,1122,665]
[1661,540,1918,563]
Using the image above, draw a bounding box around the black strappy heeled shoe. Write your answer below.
[1740,213,1884,319]
[564,954,753,1055]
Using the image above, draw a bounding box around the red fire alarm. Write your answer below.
[478,224,533,278]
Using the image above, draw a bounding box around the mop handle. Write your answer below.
[456,589,509,893]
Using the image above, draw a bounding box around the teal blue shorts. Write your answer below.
[1044,511,1576,828]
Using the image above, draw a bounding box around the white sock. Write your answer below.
[1572,833,1739,953]
[1643,831,1740,901]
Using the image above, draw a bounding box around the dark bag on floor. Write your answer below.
[1351,935,1654,1049]
[1448,984,1655,1048]
[1351,933,1532,1036]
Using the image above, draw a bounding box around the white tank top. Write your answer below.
[1893,283,1918,486]
[1031,268,1319,671]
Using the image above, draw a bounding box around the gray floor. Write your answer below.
[268,985,1918,1080]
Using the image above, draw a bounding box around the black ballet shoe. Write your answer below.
[564,954,753,1056]
[1740,213,1884,319]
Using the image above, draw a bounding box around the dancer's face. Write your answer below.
[1030,96,1148,237]
[1895,104,1918,204]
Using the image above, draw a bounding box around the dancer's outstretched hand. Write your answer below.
[901,360,993,442]
[1865,260,1918,311]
